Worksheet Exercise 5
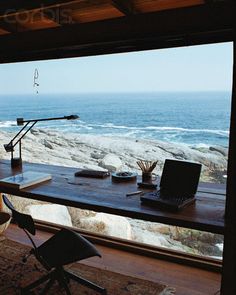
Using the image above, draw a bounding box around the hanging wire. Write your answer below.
[33,68,39,94]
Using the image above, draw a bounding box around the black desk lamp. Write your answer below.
[4,115,79,168]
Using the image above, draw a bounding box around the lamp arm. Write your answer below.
[4,114,78,168]
[12,121,37,149]
[20,115,78,125]
[9,122,31,145]
[6,114,79,151]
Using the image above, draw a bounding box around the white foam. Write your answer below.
[191,143,211,149]
[89,123,138,130]
[0,119,229,146]
[72,123,229,137]
[0,120,16,128]
[81,123,229,136]
[145,126,229,135]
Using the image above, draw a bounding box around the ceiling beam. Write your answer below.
[0,0,82,18]
[0,0,230,18]
[111,0,137,16]
[0,19,18,33]
[43,7,75,25]
[0,1,235,63]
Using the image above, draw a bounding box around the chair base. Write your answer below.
[21,266,107,295]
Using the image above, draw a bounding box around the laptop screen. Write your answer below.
[160,159,202,196]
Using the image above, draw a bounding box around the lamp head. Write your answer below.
[65,115,79,120]
[17,118,24,126]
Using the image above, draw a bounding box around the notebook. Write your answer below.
[140,159,202,211]
[0,171,52,189]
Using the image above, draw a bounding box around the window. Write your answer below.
[0,42,232,260]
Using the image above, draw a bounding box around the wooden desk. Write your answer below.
[0,160,225,235]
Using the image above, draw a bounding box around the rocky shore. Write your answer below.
[0,129,226,258]
[0,129,228,183]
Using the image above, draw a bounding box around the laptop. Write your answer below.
[140,159,202,211]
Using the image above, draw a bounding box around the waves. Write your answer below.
[0,120,16,128]
[0,120,229,136]
[79,123,229,138]
[0,92,230,146]
[90,123,229,136]
[0,120,229,146]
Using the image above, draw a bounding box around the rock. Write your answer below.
[30,129,39,135]
[98,154,122,172]
[26,204,72,227]
[68,208,97,227]
[82,164,107,171]
[216,243,223,252]
[78,213,132,239]
[130,226,186,251]
[208,169,227,184]
[0,128,229,182]
[91,151,106,160]
[42,139,53,149]
[209,146,228,156]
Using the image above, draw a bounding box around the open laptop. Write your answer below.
[140,159,202,211]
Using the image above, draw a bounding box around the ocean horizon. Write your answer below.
[0,91,230,147]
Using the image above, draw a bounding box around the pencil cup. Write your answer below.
[137,160,158,183]
[142,172,156,183]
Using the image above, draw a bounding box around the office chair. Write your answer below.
[2,194,107,295]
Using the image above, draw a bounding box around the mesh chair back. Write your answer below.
[2,194,36,235]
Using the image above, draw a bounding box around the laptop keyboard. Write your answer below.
[153,190,192,205]
[141,190,195,211]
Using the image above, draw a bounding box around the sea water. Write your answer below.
[0,91,230,147]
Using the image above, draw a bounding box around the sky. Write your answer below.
[0,42,233,95]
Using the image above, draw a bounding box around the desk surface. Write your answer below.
[0,160,225,234]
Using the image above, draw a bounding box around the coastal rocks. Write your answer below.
[78,213,132,239]
[0,212,11,234]
[72,211,188,252]
[6,195,45,214]
[99,154,122,172]
[130,226,189,252]
[42,139,53,150]
[128,220,192,252]
[130,219,174,236]
[77,213,196,252]
[30,129,39,135]
[91,151,106,160]
[26,204,72,227]
[0,129,228,183]
[4,192,223,257]
[167,227,223,257]
[209,146,228,157]
[81,163,106,171]
[128,219,223,256]
[67,207,97,227]
[208,169,227,184]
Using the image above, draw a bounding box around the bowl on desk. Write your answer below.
[112,172,137,182]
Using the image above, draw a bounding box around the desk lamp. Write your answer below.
[4,115,79,168]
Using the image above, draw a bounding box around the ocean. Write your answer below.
[0,91,231,147]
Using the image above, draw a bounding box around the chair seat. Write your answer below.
[36,228,101,269]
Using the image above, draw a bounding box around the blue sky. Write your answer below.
[0,42,233,95]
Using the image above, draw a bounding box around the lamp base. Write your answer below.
[11,158,22,168]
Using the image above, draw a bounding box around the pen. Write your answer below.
[126,190,143,197]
